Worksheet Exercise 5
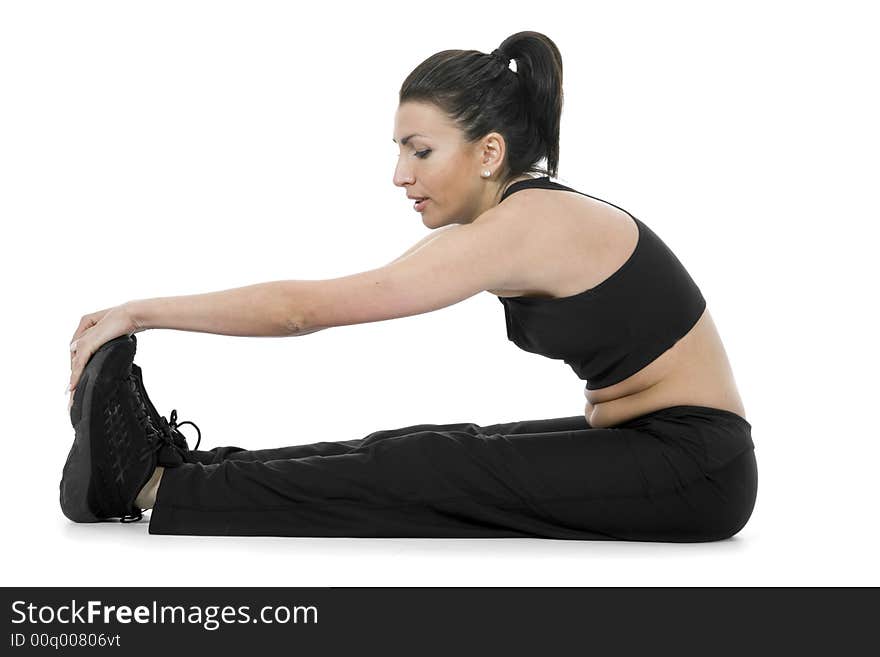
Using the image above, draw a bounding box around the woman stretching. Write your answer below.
[61,31,757,542]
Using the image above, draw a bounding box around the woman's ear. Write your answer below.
[477,132,506,171]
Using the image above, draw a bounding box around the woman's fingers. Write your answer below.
[68,305,138,392]
[70,306,113,346]
[68,307,112,382]
[69,326,93,370]
[70,315,96,346]
[69,342,93,392]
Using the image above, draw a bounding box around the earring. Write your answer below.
[482,170,491,178]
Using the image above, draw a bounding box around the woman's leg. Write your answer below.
[184,416,591,464]
[185,440,364,465]
[148,408,756,542]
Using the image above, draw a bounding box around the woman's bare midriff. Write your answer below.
[578,306,746,428]
[487,185,746,429]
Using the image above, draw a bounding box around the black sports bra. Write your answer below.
[497,176,706,390]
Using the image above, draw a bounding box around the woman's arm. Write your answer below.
[126,280,313,337]
[125,226,459,338]
[125,209,518,338]
[386,224,457,266]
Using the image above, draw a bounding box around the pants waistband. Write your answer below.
[618,404,752,431]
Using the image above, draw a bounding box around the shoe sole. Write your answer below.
[59,335,136,522]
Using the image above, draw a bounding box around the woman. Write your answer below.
[61,31,757,542]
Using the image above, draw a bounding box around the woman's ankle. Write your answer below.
[134,466,164,509]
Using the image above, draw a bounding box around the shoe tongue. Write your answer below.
[156,442,185,467]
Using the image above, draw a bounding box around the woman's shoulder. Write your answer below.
[477,181,642,298]
[479,178,628,241]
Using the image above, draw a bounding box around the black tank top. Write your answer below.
[497,176,706,391]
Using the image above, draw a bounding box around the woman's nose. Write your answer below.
[393,169,413,187]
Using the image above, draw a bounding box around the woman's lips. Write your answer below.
[413,198,429,212]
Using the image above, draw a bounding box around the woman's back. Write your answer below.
[482,176,746,428]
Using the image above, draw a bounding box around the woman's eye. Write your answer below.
[415,149,431,159]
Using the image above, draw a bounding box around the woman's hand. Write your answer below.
[68,303,143,396]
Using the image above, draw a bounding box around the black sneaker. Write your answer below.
[130,363,202,453]
[60,334,187,523]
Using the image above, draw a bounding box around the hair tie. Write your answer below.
[490,48,510,67]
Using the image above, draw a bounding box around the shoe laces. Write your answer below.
[156,409,202,451]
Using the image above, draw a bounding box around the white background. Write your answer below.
[1,0,877,586]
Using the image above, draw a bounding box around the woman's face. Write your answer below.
[392,101,509,227]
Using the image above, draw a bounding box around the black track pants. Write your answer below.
[148,405,757,542]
